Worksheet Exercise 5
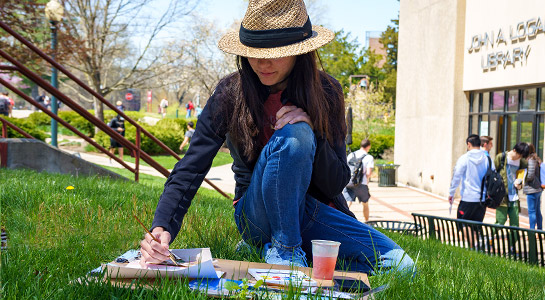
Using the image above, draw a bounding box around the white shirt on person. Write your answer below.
[449,149,490,202]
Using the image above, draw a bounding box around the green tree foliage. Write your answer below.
[318,30,362,93]
[379,19,398,72]
[380,18,399,104]
[359,48,386,88]
[318,26,398,105]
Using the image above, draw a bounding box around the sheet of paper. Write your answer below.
[106,248,221,279]
[188,278,243,296]
[248,268,317,287]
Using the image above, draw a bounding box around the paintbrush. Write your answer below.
[133,215,181,267]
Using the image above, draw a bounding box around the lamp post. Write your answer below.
[45,0,64,147]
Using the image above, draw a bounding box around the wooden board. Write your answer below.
[97,258,369,289]
[215,259,369,288]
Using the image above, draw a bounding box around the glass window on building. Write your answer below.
[489,114,502,158]
[521,88,537,111]
[507,89,519,112]
[539,88,545,111]
[538,115,544,159]
[469,86,544,157]
[506,115,517,150]
[471,115,479,134]
[519,115,534,144]
[491,91,504,111]
[482,92,490,113]
[480,114,489,136]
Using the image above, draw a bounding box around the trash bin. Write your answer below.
[377,164,399,187]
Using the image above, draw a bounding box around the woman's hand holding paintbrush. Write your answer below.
[135,215,180,267]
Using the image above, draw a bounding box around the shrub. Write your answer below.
[58,111,95,137]
[27,111,51,126]
[102,110,146,122]
[94,117,190,155]
[348,132,394,158]
[0,117,48,141]
[25,110,149,139]
[368,134,395,158]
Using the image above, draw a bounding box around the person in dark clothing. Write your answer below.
[178,121,195,154]
[139,0,414,274]
[108,115,125,161]
[0,92,9,116]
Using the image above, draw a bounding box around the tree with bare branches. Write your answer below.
[58,0,199,126]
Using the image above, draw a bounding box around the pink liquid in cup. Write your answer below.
[312,255,337,280]
[311,240,341,280]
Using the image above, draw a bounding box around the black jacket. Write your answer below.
[151,74,355,241]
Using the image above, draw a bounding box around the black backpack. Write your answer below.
[346,152,367,188]
[0,98,8,113]
[480,155,506,209]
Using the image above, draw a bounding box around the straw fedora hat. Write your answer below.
[218,0,334,59]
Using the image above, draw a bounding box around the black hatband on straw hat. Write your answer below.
[239,17,313,48]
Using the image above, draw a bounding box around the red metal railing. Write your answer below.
[0,116,34,139]
[0,20,231,200]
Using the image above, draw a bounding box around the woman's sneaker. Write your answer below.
[262,242,308,267]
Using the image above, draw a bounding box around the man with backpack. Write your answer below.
[108,114,125,161]
[448,134,491,222]
[494,142,529,227]
[0,92,10,117]
[342,139,374,222]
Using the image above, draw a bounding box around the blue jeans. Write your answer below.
[526,192,543,230]
[233,123,413,273]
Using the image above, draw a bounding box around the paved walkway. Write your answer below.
[66,149,531,229]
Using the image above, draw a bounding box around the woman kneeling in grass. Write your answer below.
[139,0,414,274]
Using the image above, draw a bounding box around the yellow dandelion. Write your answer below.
[66,186,75,190]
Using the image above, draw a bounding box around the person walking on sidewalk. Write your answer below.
[185,100,194,118]
[523,144,542,230]
[160,98,169,118]
[342,139,374,222]
[139,0,414,275]
[480,136,493,156]
[108,114,125,161]
[494,142,529,227]
[448,134,491,223]
[0,92,10,117]
[178,121,195,154]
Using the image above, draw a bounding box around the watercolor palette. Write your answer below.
[248,268,317,287]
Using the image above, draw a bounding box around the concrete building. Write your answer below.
[395,0,545,199]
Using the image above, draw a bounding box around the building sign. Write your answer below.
[463,0,545,91]
[467,18,544,71]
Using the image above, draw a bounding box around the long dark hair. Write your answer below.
[216,51,346,163]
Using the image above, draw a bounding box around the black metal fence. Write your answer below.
[412,213,545,266]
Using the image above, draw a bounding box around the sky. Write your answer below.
[199,0,400,49]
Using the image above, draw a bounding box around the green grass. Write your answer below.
[1,169,544,299]
[36,124,75,137]
[101,165,173,187]
[353,118,395,137]
[123,151,233,170]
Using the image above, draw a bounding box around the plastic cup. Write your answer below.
[311,240,341,280]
